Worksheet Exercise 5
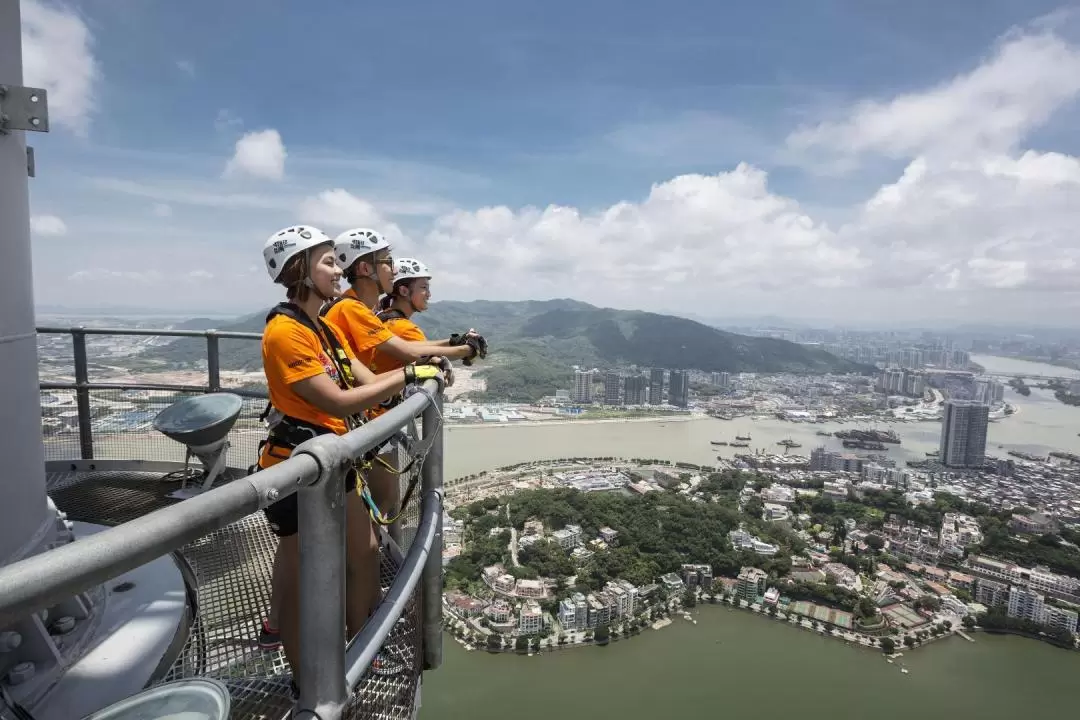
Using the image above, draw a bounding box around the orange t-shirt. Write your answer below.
[259,312,354,468]
[367,314,429,420]
[322,288,393,371]
[369,315,427,375]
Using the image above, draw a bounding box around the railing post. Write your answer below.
[420,393,444,671]
[71,328,93,460]
[205,331,221,392]
[294,437,348,720]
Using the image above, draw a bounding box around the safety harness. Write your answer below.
[254,302,363,466]
[253,301,439,527]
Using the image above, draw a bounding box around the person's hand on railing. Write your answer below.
[404,358,452,389]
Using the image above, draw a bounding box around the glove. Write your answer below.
[451,331,487,366]
[437,356,456,387]
[404,363,444,388]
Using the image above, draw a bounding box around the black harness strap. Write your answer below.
[254,303,366,469]
[376,307,408,323]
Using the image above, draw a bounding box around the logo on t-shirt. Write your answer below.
[320,352,341,384]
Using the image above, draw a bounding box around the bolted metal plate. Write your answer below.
[0,85,49,133]
[49,469,425,720]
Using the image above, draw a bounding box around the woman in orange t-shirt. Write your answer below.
[372,257,436,371]
[257,225,445,688]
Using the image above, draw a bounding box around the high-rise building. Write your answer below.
[648,369,665,405]
[668,370,689,408]
[975,379,1005,404]
[623,374,646,405]
[939,399,989,468]
[710,371,730,388]
[602,372,621,405]
[573,369,594,403]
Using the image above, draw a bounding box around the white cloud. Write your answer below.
[223,129,287,181]
[30,214,68,236]
[21,0,99,135]
[152,203,173,218]
[298,189,408,245]
[176,60,195,77]
[787,28,1080,165]
[840,151,1080,292]
[26,23,1080,323]
[417,165,868,304]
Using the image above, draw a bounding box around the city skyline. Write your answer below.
[18,1,1080,324]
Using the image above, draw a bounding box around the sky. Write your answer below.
[17,0,1080,326]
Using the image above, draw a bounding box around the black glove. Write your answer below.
[451,332,487,366]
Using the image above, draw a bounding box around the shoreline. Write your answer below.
[445,599,958,659]
[446,414,699,430]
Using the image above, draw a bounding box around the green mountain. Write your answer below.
[143,299,864,401]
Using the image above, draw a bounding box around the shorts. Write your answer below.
[262,466,359,538]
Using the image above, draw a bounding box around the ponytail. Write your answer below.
[379,294,393,311]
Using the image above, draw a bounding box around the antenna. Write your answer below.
[153,393,244,499]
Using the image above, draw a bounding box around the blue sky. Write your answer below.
[21,0,1080,324]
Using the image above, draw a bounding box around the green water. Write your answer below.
[420,606,1080,718]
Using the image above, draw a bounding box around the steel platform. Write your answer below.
[47,469,423,720]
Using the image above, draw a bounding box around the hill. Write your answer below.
[142,299,865,400]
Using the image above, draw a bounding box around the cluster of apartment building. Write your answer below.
[570,367,689,408]
[482,564,550,599]
[820,342,969,370]
[876,513,984,565]
[557,579,653,631]
[878,368,927,398]
[966,554,1079,635]
[974,580,1078,635]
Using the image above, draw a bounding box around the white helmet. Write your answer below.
[334,228,391,273]
[263,225,333,282]
[393,257,432,283]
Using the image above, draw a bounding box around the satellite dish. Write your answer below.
[153,393,244,500]
[80,677,231,719]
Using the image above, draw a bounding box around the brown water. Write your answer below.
[421,606,1080,719]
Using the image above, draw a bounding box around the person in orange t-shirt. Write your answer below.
[255,225,447,688]
[323,229,488,542]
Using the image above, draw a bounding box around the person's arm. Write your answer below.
[292,365,441,417]
[376,335,475,363]
[350,357,446,385]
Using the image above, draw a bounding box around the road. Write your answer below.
[505,504,520,568]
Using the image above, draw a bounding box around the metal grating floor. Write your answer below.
[47,469,423,720]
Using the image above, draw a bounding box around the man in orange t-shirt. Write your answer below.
[323,229,487,540]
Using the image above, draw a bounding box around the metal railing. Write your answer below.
[0,327,445,720]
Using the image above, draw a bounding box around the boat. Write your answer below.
[842,440,887,450]
[730,441,750,448]
[834,428,901,444]
[777,438,802,448]
[710,440,728,446]
[735,434,751,441]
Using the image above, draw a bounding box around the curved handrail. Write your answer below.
[19,327,445,719]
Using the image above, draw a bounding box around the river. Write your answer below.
[424,356,1080,716]
[422,607,1080,719]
